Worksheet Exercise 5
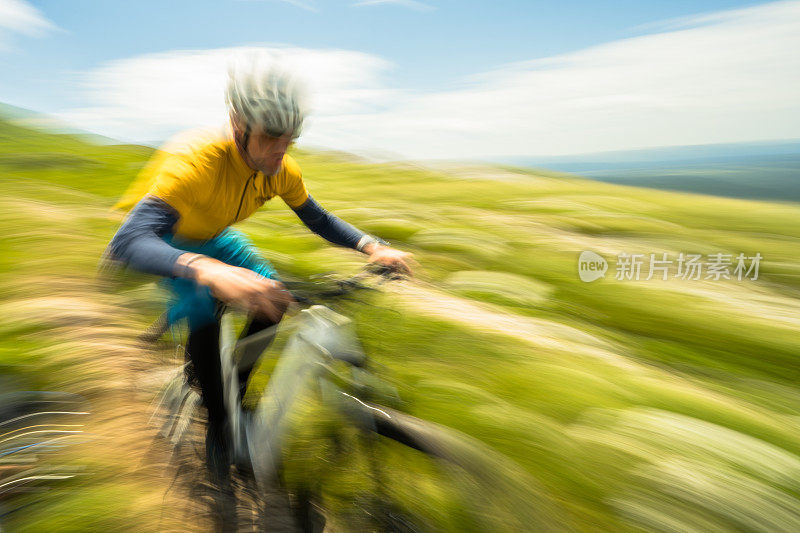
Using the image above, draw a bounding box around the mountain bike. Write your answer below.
[146,266,568,532]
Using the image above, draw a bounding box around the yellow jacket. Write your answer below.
[114,125,308,241]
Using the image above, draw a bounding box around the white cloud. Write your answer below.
[0,0,56,48]
[56,0,800,158]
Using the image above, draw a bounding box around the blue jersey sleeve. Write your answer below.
[292,195,367,249]
[108,197,186,277]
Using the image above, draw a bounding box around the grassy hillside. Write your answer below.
[2,116,800,531]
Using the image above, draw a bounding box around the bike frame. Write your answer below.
[218,305,377,493]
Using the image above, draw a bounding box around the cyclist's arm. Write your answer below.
[292,195,382,252]
[108,196,190,278]
[108,197,290,319]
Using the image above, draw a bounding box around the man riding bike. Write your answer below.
[106,61,412,488]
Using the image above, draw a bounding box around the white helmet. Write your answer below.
[225,59,306,139]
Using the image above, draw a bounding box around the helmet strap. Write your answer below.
[235,123,254,167]
[242,124,251,156]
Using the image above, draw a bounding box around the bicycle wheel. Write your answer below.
[279,393,572,533]
[147,315,306,533]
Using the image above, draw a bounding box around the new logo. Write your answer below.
[578,251,607,282]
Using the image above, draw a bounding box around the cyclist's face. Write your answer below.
[247,132,294,176]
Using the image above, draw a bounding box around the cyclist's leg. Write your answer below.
[161,229,282,471]
[196,228,283,398]
[160,273,231,484]
[184,316,233,487]
[160,237,233,485]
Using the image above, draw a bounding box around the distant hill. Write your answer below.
[0,111,154,198]
[0,102,122,145]
[502,140,800,202]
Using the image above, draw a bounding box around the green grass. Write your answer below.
[2,116,800,531]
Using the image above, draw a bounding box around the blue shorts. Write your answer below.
[161,228,276,330]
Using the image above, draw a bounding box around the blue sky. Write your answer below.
[1,0,798,158]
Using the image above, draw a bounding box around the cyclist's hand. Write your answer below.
[189,256,293,322]
[363,244,413,276]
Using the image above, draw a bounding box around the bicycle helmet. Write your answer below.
[225,59,307,141]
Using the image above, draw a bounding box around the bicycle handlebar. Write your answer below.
[140,264,401,345]
[281,263,400,305]
[229,265,398,354]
